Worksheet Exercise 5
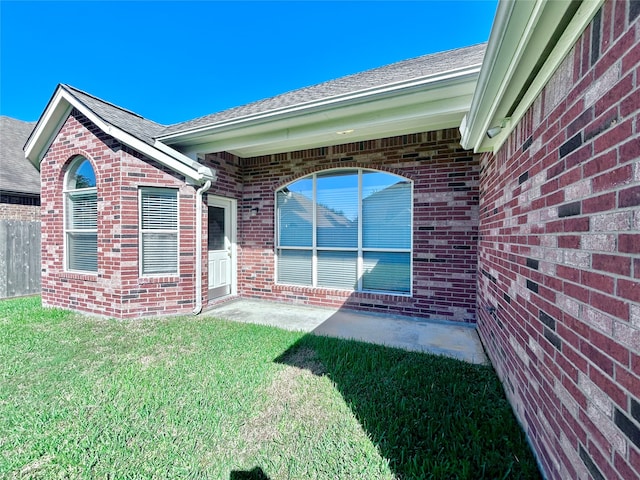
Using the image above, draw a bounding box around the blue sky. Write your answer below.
[1,1,497,124]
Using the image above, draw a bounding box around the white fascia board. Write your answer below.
[25,88,215,184]
[25,87,73,168]
[158,64,482,145]
[461,0,604,153]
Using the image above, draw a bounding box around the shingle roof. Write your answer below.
[0,116,39,195]
[61,85,167,146]
[159,43,487,136]
[56,43,486,150]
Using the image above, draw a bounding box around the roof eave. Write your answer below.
[159,66,481,157]
[0,188,40,197]
[460,0,605,153]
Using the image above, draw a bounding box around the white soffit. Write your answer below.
[460,0,604,153]
[160,67,481,158]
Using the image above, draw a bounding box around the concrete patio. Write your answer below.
[204,298,488,365]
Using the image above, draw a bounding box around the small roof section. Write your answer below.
[158,43,486,157]
[0,116,39,196]
[62,85,167,146]
[161,43,487,137]
[25,42,486,180]
[24,85,215,184]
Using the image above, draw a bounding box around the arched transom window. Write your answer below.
[64,156,97,273]
[276,169,412,294]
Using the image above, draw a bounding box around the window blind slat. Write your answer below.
[66,192,97,230]
[316,172,358,248]
[142,233,178,274]
[317,251,357,289]
[141,189,178,230]
[363,252,410,293]
[363,173,411,249]
[67,233,97,272]
[277,188,313,247]
[277,250,312,285]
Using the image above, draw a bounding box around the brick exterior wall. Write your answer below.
[42,112,479,323]
[476,2,640,479]
[205,129,480,323]
[0,198,40,221]
[40,110,200,318]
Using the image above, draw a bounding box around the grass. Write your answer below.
[1,296,540,479]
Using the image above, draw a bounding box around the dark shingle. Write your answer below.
[61,85,167,146]
[0,116,39,195]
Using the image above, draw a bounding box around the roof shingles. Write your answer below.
[61,85,167,146]
[0,116,39,195]
[160,43,486,136]
[58,43,486,152]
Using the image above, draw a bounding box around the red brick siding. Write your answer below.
[42,114,479,321]
[209,129,480,322]
[40,110,199,318]
[477,2,640,479]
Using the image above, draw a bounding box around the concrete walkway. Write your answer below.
[205,299,488,364]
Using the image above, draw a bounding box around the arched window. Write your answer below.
[276,169,412,294]
[64,157,97,273]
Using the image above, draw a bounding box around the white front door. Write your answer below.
[207,197,235,299]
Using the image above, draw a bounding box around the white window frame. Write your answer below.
[275,168,413,295]
[63,157,98,274]
[138,187,179,277]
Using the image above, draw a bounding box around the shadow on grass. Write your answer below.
[230,466,271,480]
[275,333,541,480]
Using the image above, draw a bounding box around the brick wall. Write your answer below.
[477,2,640,478]
[210,129,480,323]
[40,110,199,318]
[0,198,40,221]
[41,113,479,321]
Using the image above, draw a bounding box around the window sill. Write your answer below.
[61,272,98,282]
[273,283,413,301]
[138,275,180,285]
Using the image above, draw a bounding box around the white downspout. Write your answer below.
[193,179,212,315]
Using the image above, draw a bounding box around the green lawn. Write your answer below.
[1,296,540,479]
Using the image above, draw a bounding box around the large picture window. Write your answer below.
[139,187,178,276]
[64,157,97,273]
[276,169,412,294]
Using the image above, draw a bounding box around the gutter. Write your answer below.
[460,0,603,152]
[193,179,212,315]
[459,0,537,151]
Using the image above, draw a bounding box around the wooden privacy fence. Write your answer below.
[0,220,40,298]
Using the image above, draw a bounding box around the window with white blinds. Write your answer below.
[139,187,178,276]
[276,169,412,294]
[64,157,97,273]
